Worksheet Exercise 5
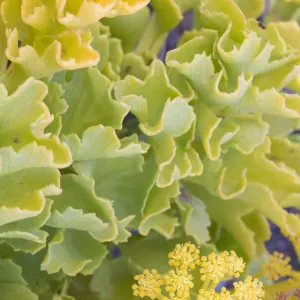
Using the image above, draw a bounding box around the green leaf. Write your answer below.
[0,199,52,253]
[0,142,64,252]
[115,60,181,135]
[233,0,265,19]
[120,232,216,273]
[120,53,149,80]
[183,182,271,258]
[64,125,180,237]
[139,181,180,238]
[48,174,119,243]
[91,257,140,300]
[0,78,72,168]
[52,295,74,300]
[12,250,65,296]
[176,192,211,245]
[167,51,253,108]
[0,259,26,285]
[150,124,203,187]
[198,0,246,40]
[64,125,149,222]
[6,29,99,80]
[0,283,37,300]
[55,68,129,137]
[43,82,68,136]
[89,23,124,80]
[116,60,202,187]
[41,229,108,276]
[102,7,150,53]
[0,259,37,300]
[190,138,300,235]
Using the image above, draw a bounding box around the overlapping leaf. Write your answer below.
[89,23,124,80]
[63,125,180,237]
[53,68,129,136]
[41,228,108,276]
[0,259,37,300]
[1,0,149,83]
[115,60,202,187]
[0,78,72,252]
[1,0,150,32]
[164,0,300,255]
[47,174,118,242]
[101,6,150,53]
[176,191,211,245]
[184,182,271,258]
[189,138,300,235]
[0,78,71,167]
[6,28,99,80]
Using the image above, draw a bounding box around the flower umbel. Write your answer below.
[261,252,293,281]
[164,269,194,299]
[200,250,245,283]
[233,276,265,299]
[168,242,201,271]
[222,251,245,279]
[132,269,164,299]
[132,242,264,299]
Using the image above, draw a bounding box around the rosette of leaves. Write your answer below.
[52,66,180,241]
[112,0,300,260]
[1,0,300,298]
[163,0,300,257]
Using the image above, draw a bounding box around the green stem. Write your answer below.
[252,270,264,279]
[208,281,219,291]
[61,276,70,296]
[201,279,211,291]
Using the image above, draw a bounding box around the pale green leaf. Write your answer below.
[0,77,71,168]
[55,68,129,136]
[48,174,118,243]
[176,192,211,245]
[233,0,265,19]
[183,182,270,258]
[91,257,140,300]
[0,259,37,300]
[102,7,150,53]
[41,229,108,276]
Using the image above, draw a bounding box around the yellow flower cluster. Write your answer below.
[200,250,245,284]
[261,252,293,281]
[132,242,264,299]
[164,269,193,299]
[132,269,164,299]
[257,250,300,299]
[233,277,265,299]
[168,242,201,271]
